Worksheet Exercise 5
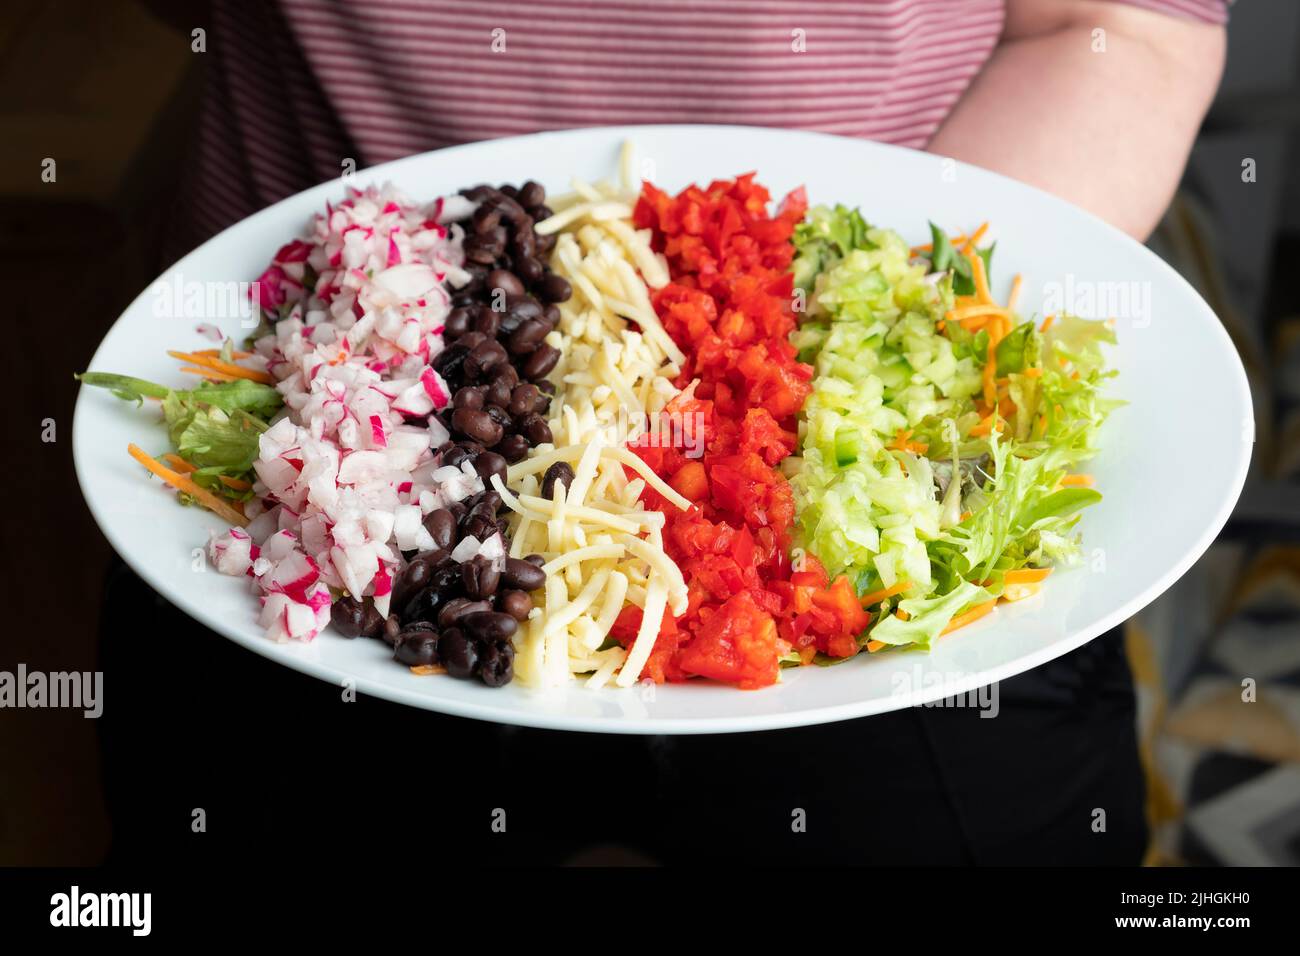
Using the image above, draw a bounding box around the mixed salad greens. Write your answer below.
[77,342,282,526]
[789,205,1119,652]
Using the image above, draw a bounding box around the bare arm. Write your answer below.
[927,0,1226,240]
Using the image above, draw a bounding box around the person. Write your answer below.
[102,0,1227,865]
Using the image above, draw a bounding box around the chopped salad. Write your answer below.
[79,145,1116,690]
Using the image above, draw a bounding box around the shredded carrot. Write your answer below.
[960,222,989,253]
[195,347,252,359]
[941,599,997,635]
[947,304,1011,323]
[959,510,972,523]
[861,580,911,608]
[1024,367,1043,379]
[887,428,928,455]
[967,250,994,306]
[1040,313,1056,332]
[128,444,248,526]
[981,355,999,408]
[865,639,887,653]
[970,412,1004,438]
[178,364,242,383]
[167,350,274,385]
[409,664,448,676]
[895,609,910,622]
[162,453,253,491]
[1007,273,1023,311]
[1059,474,1095,488]
[1004,567,1053,585]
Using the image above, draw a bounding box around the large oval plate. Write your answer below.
[73,125,1251,733]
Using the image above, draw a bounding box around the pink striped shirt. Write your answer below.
[175,0,1227,257]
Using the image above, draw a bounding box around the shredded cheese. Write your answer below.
[503,148,691,688]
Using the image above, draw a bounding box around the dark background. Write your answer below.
[4,1,1299,866]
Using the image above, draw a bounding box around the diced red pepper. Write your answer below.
[622,175,863,688]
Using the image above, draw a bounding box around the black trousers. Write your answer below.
[96,560,1146,866]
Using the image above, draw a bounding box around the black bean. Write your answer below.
[515,255,543,285]
[391,549,447,611]
[484,376,512,408]
[495,194,528,223]
[453,386,484,410]
[478,642,514,687]
[461,555,501,599]
[440,442,474,469]
[438,597,492,630]
[445,306,473,338]
[520,413,552,446]
[382,614,403,646]
[394,630,439,667]
[512,229,537,260]
[392,558,431,610]
[463,235,497,265]
[531,204,554,221]
[521,343,560,380]
[432,342,468,380]
[473,451,508,490]
[330,596,384,638]
[461,514,493,541]
[518,180,545,208]
[485,404,513,434]
[524,553,545,567]
[508,383,540,418]
[494,363,519,388]
[439,628,478,679]
[536,273,572,304]
[500,589,533,621]
[541,461,575,501]
[505,294,543,324]
[487,269,525,297]
[508,318,548,356]
[473,203,502,232]
[473,340,509,377]
[472,309,501,338]
[399,586,442,625]
[423,509,457,551]
[496,433,530,463]
[452,407,503,445]
[502,556,546,592]
[463,610,518,641]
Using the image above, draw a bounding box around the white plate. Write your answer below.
[73,125,1252,733]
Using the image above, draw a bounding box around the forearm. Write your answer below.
[928,0,1225,240]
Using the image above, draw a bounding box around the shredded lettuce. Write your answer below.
[76,372,281,497]
[789,207,1117,648]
